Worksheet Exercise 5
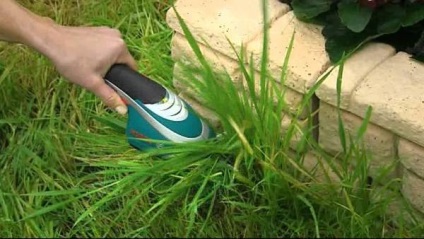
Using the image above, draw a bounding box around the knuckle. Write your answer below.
[113,38,126,50]
[96,26,112,33]
[85,81,99,91]
[109,28,122,37]
[99,26,110,30]
[84,76,103,91]
[97,26,121,37]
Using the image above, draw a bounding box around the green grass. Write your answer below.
[1,0,424,237]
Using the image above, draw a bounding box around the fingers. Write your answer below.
[52,24,137,116]
[89,76,127,115]
[93,27,138,71]
[118,48,138,70]
[89,26,122,37]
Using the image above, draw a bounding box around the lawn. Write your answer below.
[1,0,424,237]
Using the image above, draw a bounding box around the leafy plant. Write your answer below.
[281,0,424,63]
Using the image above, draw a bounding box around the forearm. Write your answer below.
[0,0,137,114]
[0,0,59,56]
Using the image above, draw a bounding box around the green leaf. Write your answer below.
[321,13,374,63]
[0,63,11,86]
[92,115,126,134]
[413,55,424,62]
[402,2,424,27]
[409,30,424,62]
[355,106,372,142]
[375,4,405,34]
[337,1,373,33]
[291,0,333,20]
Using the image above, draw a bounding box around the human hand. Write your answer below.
[40,22,137,115]
[0,1,137,115]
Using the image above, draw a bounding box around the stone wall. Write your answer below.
[165,0,424,217]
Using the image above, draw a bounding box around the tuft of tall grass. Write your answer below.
[1,0,423,237]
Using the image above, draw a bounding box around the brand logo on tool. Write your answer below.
[130,129,148,139]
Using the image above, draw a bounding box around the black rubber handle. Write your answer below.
[104,64,166,104]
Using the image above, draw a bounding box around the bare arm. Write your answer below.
[0,0,45,44]
[0,0,138,115]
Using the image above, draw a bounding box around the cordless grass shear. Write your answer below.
[104,64,216,151]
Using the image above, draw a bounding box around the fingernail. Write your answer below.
[115,105,127,115]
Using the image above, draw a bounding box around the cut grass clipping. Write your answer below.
[0,0,423,237]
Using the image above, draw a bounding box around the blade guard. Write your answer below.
[105,64,215,151]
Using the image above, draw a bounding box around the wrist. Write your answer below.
[24,16,63,59]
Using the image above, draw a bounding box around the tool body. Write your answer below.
[105,64,215,151]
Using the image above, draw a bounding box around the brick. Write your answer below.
[350,52,424,147]
[318,102,398,180]
[399,138,424,179]
[178,93,221,130]
[316,43,395,110]
[402,169,424,215]
[171,33,239,75]
[246,11,331,94]
[232,70,309,118]
[166,0,290,60]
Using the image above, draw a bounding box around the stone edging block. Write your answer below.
[402,169,424,214]
[166,0,290,60]
[315,43,396,110]
[171,33,239,75]
[231,70,310,119]
[246,11,330,94]
[399,138,424,179]
[318,102,398,180]
[350,52,424,148]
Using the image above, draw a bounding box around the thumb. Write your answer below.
[91,78,127,115]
